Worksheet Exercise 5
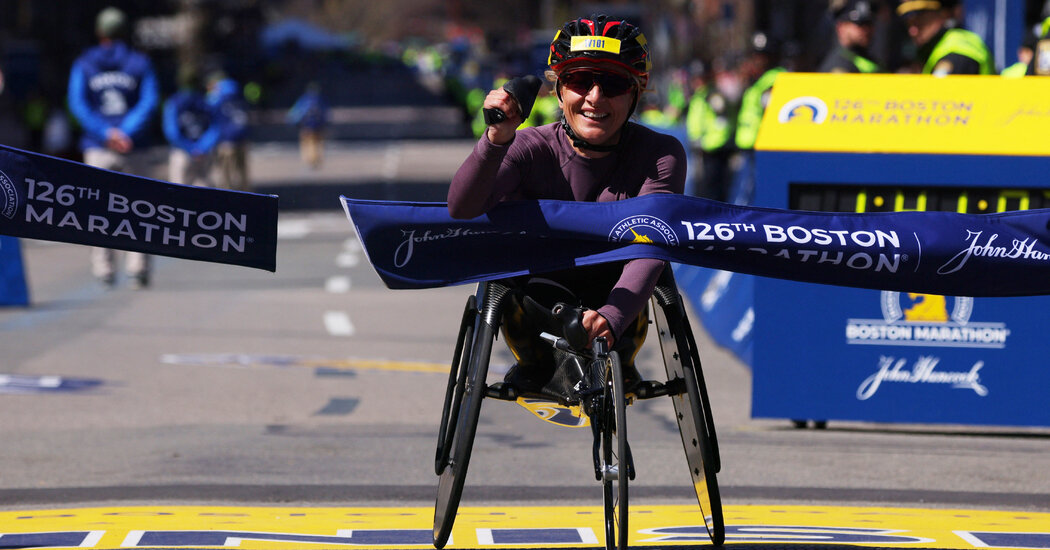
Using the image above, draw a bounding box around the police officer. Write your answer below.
[735,32,785,153]
[67,6,160,288]
[897,0,995,75]
[685,61,735,201]
[820,0,882,73]
[1022,17,1050,76]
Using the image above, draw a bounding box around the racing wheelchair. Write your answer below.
[433,269,724,550]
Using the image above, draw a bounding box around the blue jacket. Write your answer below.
[67,41,159,151]
[206,78,249,142]
[287,90,327,130]
[163,90,222,156]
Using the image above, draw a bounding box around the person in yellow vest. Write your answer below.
[897,0,995,75]
[820,0,882,73]
[685,61,735,200]
[1000,31,1036,77]
[735,32,784,152]
[1020,17,1050,76]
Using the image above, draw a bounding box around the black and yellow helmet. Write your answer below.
[548,14,651,82]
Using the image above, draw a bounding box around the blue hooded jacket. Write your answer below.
[163,89,222,156]
[67,41,160,151]
[207,78,249,142]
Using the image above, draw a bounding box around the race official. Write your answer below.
[287,82,328,170]
[448,14,685,399]
[163,66,222,188]
[820,0,882,73]
[67,6,159,289]
[206,71,251,191]
[897,0,994,75]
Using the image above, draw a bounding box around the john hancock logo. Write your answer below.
[0,168,19,220]
[778,96,828,124]
[608,215,679,247]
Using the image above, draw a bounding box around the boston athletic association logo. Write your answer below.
[778,96,828,124]
[608,215,679,246]
[0,168,20,220]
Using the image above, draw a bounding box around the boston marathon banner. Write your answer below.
[342,194,1050,297]
[0,145,277,271]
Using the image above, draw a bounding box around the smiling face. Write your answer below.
[556,64,639,155]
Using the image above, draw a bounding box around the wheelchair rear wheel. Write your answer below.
[652,286,725,547]
[600,351,629,550]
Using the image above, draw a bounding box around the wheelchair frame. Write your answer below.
[432,270,724,550]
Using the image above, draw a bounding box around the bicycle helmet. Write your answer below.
[548,14,650,152]
[548,14,651,83]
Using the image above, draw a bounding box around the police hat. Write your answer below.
[896,1,943,17]
[833,0,875,24]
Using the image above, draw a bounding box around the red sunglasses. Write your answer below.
[559,70,637,98]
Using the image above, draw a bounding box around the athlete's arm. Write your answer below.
[447,89,527,219]
[597,134,687,339]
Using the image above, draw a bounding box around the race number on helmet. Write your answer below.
[548,14,651,80]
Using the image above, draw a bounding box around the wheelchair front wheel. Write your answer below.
[600,351,629,550]
[435,295,477,476]
[433,294,498,549]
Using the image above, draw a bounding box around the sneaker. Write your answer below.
[502,362,555,397]
[129,273,150,290]
[99,274,116,288]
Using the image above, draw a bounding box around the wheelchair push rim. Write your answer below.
[600,350,629,550]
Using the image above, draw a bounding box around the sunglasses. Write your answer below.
[559,70,636,98]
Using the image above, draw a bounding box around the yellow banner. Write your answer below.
[756,73,1050,156]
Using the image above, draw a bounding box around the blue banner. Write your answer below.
[0,145,277,271]
[342,195,1050,297]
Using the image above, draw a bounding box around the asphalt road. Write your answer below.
[2,139,1049,522]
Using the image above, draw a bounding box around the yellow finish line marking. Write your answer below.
[159,353,449,374]
[1,504,1047,549]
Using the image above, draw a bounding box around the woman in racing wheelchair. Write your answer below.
[447,14,687,403]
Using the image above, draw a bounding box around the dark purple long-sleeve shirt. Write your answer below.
[448,122,686,338]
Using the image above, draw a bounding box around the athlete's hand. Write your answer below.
[582,309,614,348]
[483,88,521,146]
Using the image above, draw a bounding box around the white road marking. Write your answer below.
[326,276,351,293]
[336,252,359,268]
[324,311,355,336]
